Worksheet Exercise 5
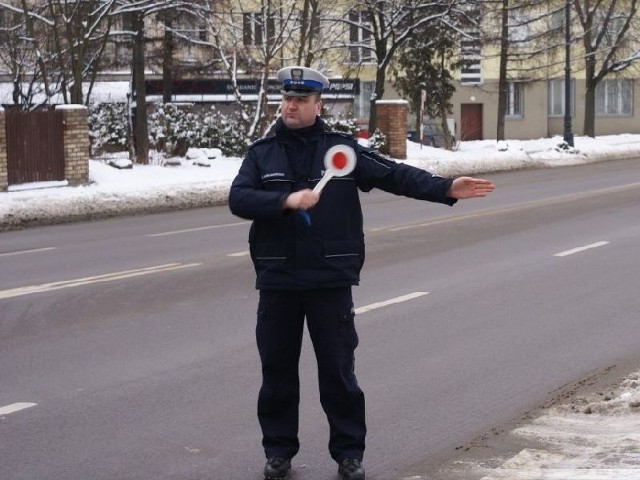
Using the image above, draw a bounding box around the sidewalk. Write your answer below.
[2,135,640,232]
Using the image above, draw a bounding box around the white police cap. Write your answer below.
[277,66,330,97]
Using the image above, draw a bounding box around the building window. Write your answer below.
[174,14,207,42]
[349,10,374,64]
[243,12,274,47]
[596,79,632,116]
[460,6,482,84]
[460,36,482,84]
[121,11,136,32]
[355,81,374,123]
[506,82,524,118]
[0,9,7,43]
[548,78,574,116]
[508,9,529,44]
[596,11,627,47]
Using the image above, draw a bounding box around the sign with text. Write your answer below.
[145,78,359,96]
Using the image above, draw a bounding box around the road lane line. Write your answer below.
[227,251,250,257]
[355,291,429,315]
[370,182,640,234]
[0,403,37,416]
[146,221,248,237]
[0,247,57,258]
[554,241,610,257]
[0,263,202,300]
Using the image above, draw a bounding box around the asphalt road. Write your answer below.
[1,158,639,480]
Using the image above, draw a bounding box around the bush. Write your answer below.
[323,113,386,153]
[323,113,359,136]
[88,103,129,155]
[369,129,387,152]
[149,103,246,157]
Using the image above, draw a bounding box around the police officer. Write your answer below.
[228,66,495,480]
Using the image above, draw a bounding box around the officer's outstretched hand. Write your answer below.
[284,189,320,210]
[447,177,495,199]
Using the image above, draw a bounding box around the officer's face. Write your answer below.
[281,94,322,129]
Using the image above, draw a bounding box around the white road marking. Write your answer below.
[0,247,57,258]
[554,241,610,257]
[355,291,429,315]
[0,403,37,416]
[226,251,250,257]
[0,263,202,300]
[146,221,248,237]
[370,182,640,234]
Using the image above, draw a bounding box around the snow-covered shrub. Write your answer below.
[149,103,246,157]
[88,103,129,155]
[149,103,199,156]
[195,107,246,156]
[324,114,359,136]
[369,128,387,152]
[323,114,386,153]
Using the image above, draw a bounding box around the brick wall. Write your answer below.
[56,105,90,186]
[0,108,7,192]
[375,100,408,159]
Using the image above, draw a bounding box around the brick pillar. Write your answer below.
[56,105,90,185]
[375,100,408,159]
[0,107,7,192]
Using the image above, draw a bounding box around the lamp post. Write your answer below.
[563,0,574,147]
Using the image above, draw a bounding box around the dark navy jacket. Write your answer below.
[228,119,456,290]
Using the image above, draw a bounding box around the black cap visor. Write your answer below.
[281,85,320,97]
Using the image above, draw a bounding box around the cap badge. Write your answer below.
[291,68,304,84]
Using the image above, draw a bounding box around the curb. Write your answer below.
[2,151,640,232]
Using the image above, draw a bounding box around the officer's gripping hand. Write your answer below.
[283,189,319,211]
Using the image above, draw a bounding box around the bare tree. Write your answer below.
[111,0,207,163]
[45,0,116,104]
[329,0,473,132]
[573,0,640,137]
[296,0,321,66]
[200,0,302,141]
[478,0,560,139]
[496,0,509,140]
[0,1,117,107]
[0,4,45,108]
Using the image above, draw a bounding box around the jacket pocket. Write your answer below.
[323,240,361,258]
[253,241,288,260]
[261,178,294,193]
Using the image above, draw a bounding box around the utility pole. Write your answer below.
[563,0,574,147]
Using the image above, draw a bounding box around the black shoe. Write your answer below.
[263,457,291,479]
[338,458,365,480]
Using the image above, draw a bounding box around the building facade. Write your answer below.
[1,1,639,141]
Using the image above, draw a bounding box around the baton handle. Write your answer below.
[313,171,334,194]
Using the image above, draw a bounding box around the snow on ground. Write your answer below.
[2,134,640,477]
[3,134,640,231]
[478,370,640,480]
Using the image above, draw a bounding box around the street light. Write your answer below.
[563,0,574,147]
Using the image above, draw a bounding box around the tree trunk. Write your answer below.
[496,0,509,141]
[162,18,175,103]
[439,101,454,150]
[584,79,596,137]
[132,12,149,164]
[368,66,386,133]
[582,39,597,137]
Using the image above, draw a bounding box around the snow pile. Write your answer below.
[2,135,640,231]
[0,155,241,230]
[481,370,640,479]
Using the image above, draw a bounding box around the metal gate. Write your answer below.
[6,110,65,185]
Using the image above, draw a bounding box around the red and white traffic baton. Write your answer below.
[313,145,356,194]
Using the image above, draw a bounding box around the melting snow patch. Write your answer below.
[481,370,640,479]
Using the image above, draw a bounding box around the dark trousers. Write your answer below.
[256,287,366,462]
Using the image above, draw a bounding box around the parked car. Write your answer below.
[407,123,454,148]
